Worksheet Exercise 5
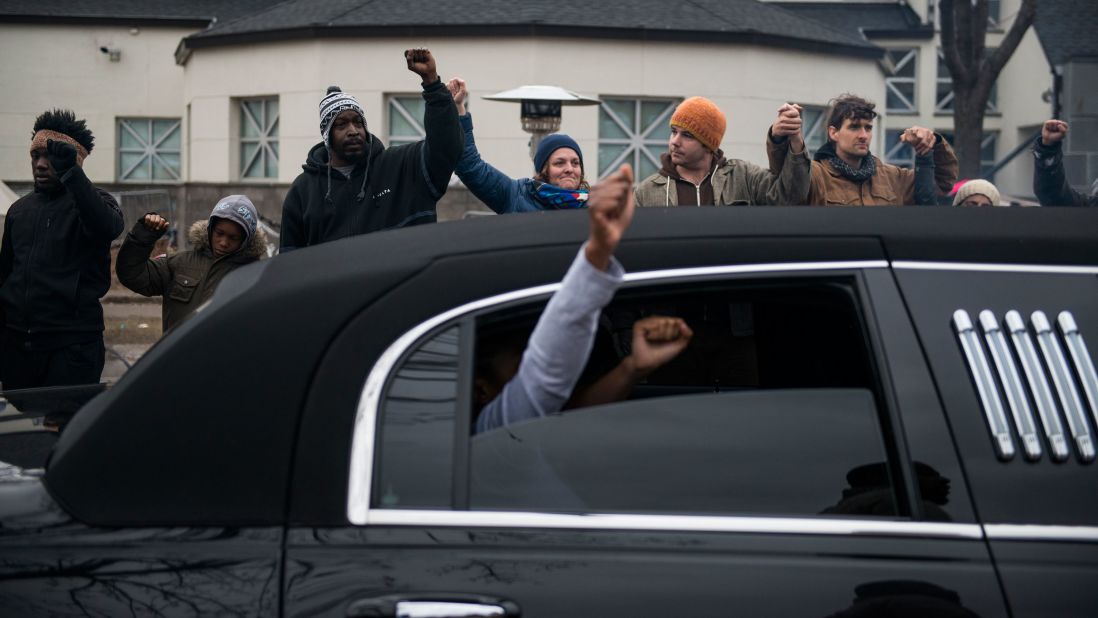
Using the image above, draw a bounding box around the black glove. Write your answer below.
[46,139,78,176]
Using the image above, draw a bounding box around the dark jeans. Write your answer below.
[0,331,105,391]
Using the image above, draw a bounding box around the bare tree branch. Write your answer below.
[986,0,1037,77]
[939,0,970,83]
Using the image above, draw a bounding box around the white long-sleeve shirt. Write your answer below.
[475,245,624,433]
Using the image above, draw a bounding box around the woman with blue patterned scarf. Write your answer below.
[448,78,589,213]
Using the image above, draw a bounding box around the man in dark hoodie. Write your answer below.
[279,48,463,252]
[116,195,267,333]
[0,109,124,390]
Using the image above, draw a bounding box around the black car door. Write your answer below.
[284,246,1008,617]
[894,262,1098,618]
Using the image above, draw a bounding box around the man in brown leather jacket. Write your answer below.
[806,94,957,206]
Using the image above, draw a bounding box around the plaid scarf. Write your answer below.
[816,141,877,182]
[533,182,588,210]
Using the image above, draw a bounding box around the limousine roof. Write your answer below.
[46,206,1098,527]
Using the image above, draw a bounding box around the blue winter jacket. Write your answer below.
[456,113,556,213]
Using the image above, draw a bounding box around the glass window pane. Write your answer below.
[119,121,147,150]
[399,96,425,123]
[121,152,149,179]
[265,101,279,133]
[885,130,914,168]
[390,102,422,138]
[637,148,659,180]
[152,154,179,180]
[267,116,279,139]
[640,100,672,132]
[242,104,261,138]
[376,327,460,508]
[606,99,635,133]
[599,144,628,177]
[265,146,278,178]
[887,82,915,112]
[241,142,259,176]
[470,389,889,515]
[644,121,671,146]
[599,108,629,141]
[152,120,177,146]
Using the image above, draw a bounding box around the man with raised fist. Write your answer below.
[474,165,693,433]
[280,48,463,252]
[1032,119,1097,207]
[634,97,810,207]
[805,94,956,206]
[0,109,123,389]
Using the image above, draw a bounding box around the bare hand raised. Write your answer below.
[771,103,805,152]
[585,164,635,271]
[900,126,936,156]
[771,103,803,137]
[1041,119,1068,146]
[142,213,170,234]
[405,48,439,85]
[447,77,468,115]
[630,316,694,375]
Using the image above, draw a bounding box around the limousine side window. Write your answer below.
[375,277,904,518]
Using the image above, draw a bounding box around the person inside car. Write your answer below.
[473,164,692,433]
[447,77,589,212]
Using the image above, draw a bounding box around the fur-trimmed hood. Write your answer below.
[187,220,268,261]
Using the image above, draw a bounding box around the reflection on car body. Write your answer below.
[2,207,1097,617]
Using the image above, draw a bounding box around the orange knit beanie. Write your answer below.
[670,97,726,153]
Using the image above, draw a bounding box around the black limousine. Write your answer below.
[2,206,1097,617]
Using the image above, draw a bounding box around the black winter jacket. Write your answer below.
[1033,138,1098,207]
[0,167,124,336]
[279,78,463,251]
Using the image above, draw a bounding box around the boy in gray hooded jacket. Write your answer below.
[117,195,268,333]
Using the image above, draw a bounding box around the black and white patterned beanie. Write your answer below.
[318,86,372,203]
[319,86,366,146]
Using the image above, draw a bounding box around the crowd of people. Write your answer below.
[0,47,1092,406]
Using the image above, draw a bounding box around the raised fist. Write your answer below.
[900,126,936,156]
[141,213,170,234]
[1041,119,1068,146]
[404,48,438,84]
[771,103,803,138]
[46,139,77,175]
[585,164,635,271]
[447,77,468,114]
[631,316,694,375]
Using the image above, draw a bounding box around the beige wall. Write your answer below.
[183,36,884,184]
[0,24,190,185]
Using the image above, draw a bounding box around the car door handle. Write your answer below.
[347,593,521,617]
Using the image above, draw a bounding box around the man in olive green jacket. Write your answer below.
[634,97,810,207]
[116,195,267,333]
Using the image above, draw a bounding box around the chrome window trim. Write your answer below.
[1032,311,1096,461]
[1058,311,1098,432]
[1005,311,1070,461]
[893,261,1098,275]
[985,524,1098,543]
[954,310,1015,460]
[979,311,1042,460]
[365,509,983,540]
[347,260,888,524]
